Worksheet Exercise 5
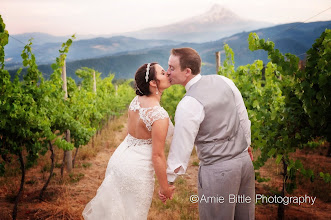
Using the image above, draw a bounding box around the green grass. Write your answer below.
[82,162,92,168]
[192,161,199,166]
[69,172,85,183]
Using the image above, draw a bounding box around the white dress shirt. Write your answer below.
[166,74,251,182]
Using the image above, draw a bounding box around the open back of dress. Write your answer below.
[82,96,170,220]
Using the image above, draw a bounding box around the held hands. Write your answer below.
[158,184,175,204]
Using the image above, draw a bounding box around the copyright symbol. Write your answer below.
[190,195,199,203]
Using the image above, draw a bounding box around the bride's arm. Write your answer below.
[152,118,175,199]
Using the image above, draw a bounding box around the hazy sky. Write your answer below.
[1,0,331,36]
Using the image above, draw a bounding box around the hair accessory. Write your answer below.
[136,86,143,95]
[145,63,151,82]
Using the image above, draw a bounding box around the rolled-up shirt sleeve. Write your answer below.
[166,96,204,182]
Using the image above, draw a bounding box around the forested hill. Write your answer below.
[8,20,331,81]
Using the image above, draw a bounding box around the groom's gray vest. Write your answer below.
[186,75,248,166]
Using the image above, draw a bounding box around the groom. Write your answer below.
[165,47,255,219]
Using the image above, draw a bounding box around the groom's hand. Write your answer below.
[248,146,253,161]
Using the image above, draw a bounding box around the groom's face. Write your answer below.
[167,55,187,86]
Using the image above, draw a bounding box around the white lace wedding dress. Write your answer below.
[83,96,171,220]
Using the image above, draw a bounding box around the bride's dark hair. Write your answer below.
[134,62,158,96]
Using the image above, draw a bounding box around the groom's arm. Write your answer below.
[166,96,204,183]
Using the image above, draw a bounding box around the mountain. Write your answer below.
[124,5,272,42]
[6,32,70,46]
[4,35,180,69]
[4,5,271,68]
[9,21,330,82]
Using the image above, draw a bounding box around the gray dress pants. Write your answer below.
[198,152,255,220]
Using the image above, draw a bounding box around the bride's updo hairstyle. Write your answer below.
[135,62,158,96]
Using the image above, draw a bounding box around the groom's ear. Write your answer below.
[185,68,192,76]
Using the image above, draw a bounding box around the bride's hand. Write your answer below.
[158,190,167,204]
[159,185,176,202]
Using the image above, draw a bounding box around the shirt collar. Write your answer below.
[185,74,202,91]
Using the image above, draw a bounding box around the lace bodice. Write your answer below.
[129,96,169,132]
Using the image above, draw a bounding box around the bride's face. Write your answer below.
[154,64,171,90]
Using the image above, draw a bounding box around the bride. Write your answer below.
[83,63,175,219]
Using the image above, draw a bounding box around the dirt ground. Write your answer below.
[0,114,330,220]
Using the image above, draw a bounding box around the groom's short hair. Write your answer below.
[171,48,201,75]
